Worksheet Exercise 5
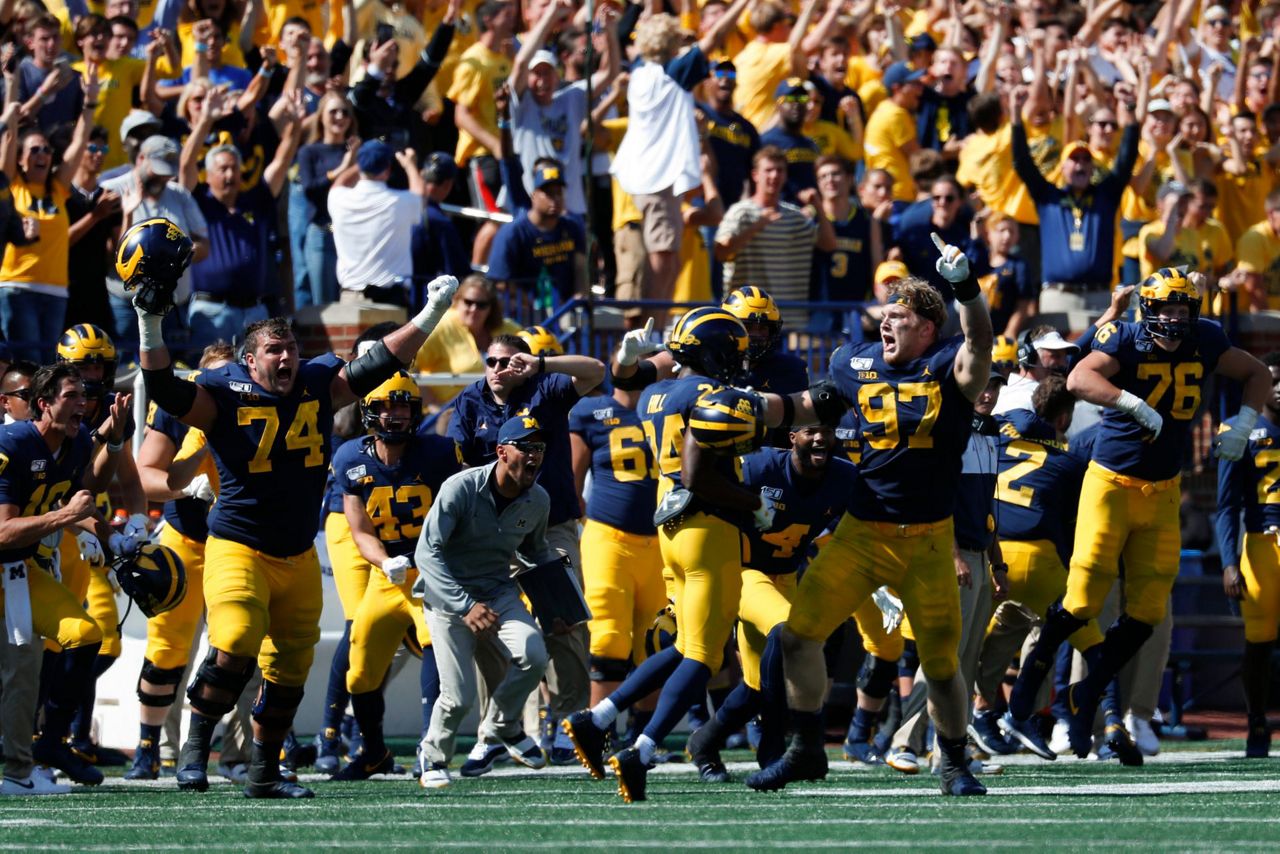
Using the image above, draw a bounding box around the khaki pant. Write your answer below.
[0,623,41,778]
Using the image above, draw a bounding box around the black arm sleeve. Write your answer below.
[1107,123,1141,193]
[610,359,658,391]
[1011,121,1056,204]
[345,339,405,397]
[143,368,198,418]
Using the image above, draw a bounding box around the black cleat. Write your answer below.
[244,779,314,799]
[999,712,1057,761]
[1246,721,1271,759]
[124,739,160,781]
[32,739,103,786]
[561,711,608,780]
[745,745,827,792]
[686,724,730,783]
[1063,684,1095,759]
[608,747,650,803]
[938,751,987,796]
[332,748,395,780]
[1104,724,1143,767]
[176,764,209,792]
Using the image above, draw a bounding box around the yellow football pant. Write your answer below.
[1241,532,1280,643]
[325,512,372,621]
[203,536,322,687]
[347,567,430,694]
[1065,463,1181,626]
[738,569,795,690]
[851,596,906,663]
[51,531,119,656]
[0,559,102,649]
[659,512,743,674]
[999,539,1105,649]
[144,525,207,670]
[788,514,961,680]
[581,520,667,664]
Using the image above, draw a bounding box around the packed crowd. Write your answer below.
[0,0,1274,807]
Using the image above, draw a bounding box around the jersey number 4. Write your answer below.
[237,400,326,473]
[857,382,942,449]
[366,484,433,540]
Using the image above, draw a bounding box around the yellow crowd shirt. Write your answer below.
[864,98,916,201]
[0,177,71,291]
[956,122,1037,225]
[448,41,511,163]
[730,40,794,130]
[1235,219,1280,310]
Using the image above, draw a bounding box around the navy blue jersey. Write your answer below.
[759,127,818,201]
[324,434,352,516]
[447,373,582,526]
[637,373,743,524]
[0,420,94,562]
[812,207,874,306]
[1087,319,1231,482]
[739,447,853,574]
[749,351,810,450]
[196,353,345,557]
[147,403,210,542]
[697,100,759,207]
[835,407,862,463]
[1215,414,1280,569]
[829,336,972,523]
[994,409,1087,563]
[568,395,657,537]
[976,257,1030,336]
[333,433,461,561]
[955,416,999,552]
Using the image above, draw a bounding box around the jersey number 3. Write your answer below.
[237,400,326,473]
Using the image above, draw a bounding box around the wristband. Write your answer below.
[194,41,207,54]
[538,354,546,375]
[106,437,124,453]
[953,275,981,303]
[780,393,795,428]
[258,65,274,78]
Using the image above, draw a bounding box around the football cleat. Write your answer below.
[502,732,547,769]
[281,731,317,770]
[333,748,396,781]
[745,744,828,792]
[176,763,210,792]
[999,712,1057,761]
[1062,684,1095,759]
[32,739,103,786]
[608,747,651,803]
[937,751,987,796]
[1048,719,1072,755]
[460,741,506,777]
[1245,721,1271,759]
[244,779,314,799]
[314,729,344,775]
[0,772,70,796]
[420,762,452,788]
[1125,713,1160,756]
[842,739,883,766]
[1103,724,1143,767]
[686,724,730,783]
[549,729,578,766]
[123,738,160,780]
[561,711,608,780]
[217,761,248,784]
[883,746,920,774]
[159,759,177,777]
[968,710,1018,756]
[69,739,129,767]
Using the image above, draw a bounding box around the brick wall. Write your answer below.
[293,303,408,358]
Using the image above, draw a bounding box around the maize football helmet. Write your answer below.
[115,543,186,618]
[56,324,118,398]
[722,286,783,362]
[361,371,423,444]
[518,325,564,357]
[688,385,766,455]
[116,218,195,316]
[667,307,750,384]
[1139,267,1200,341]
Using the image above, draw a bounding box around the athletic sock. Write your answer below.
[247,739,283,786]
[634,734,657,765]
[1009,601,1087,720]
[605,645,682,716]
[179,712,219,769]
[758,625,788,720]
[1242,641,1275,720]
[713,682,760,734]
[322,623,353,734]
[590,698,619,730]
[790,710,824,754]
[847,706,877,744]
[41,645,101,742]
[139,723,162,744]
[350,691,387,757]
[1075,614,1154,711]
[420,647,440,733]
[642,658,713,745]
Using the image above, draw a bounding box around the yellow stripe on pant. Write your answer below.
[325,512,373,622]
[658,512,743,675]
[580,519,667,664]
[1065,463,1181,625]
[737,569,795,690]
[144,525,208,670]
[347,567,431,694]
[788,514,961,680]
[1241,531,1280,643]
[203,536,322,687]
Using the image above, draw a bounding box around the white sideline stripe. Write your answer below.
[14,843,1280,852]
[809,778,1280,798]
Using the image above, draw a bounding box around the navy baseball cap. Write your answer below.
[909,33,937,52]
[882,61,926,90]
[774,77,809,99]
[357,140,394,175]
[423,151,457,184]
[497,414,544,445]
[532,163,566,191]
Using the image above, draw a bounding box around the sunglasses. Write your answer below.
[1207,18,1230,26]
[1091,120,1117,129]
[87,143,110,154]
[462,298,491,309]
[508,440,546,454]
[713,70,736,80]
[485,356,513,370]
[1,388,30,400]
[778,94,809,103]
[26,145,53,155]
[932,194,957,203]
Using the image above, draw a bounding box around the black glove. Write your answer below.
[129,276,179,316]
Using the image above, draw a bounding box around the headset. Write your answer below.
[1015,329,1038,368]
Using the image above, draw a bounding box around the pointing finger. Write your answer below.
[643,317,654,338]
[930,232,947,253]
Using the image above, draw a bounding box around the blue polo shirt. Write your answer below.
[190,183,277,302]
[444,372,582,526]
[697,100,759,207]
[486,213,585,301]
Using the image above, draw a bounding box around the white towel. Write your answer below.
[3,560,33,646]
[610,60,702,198]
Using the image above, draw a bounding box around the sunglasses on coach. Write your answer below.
[508,440,546,455]
[485,356,513,370]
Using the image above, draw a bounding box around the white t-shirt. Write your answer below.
[328,179,423,289]
[511,85,588,216]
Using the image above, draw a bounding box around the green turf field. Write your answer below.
[3,742,1278,851]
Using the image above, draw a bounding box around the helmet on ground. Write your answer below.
[688,385,766,456]
[722,286,782,361]
[1138,267,1200,341]
[116,543,186,618]
[361,371,423,443]
[56,325,118,398]
[666,307,750,384]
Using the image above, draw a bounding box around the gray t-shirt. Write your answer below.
[101,169,208,303]
[511,84,588,216]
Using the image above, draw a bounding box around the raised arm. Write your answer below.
[788,0,820,77]
[933,233,993,402]
[263,91,304,197]
[511,0,570,96]
[698,0,752,56]
[56,66,99,188]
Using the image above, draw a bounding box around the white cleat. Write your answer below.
[1126,713,1160,756]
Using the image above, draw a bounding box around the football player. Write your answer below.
[562,308,769,802]
[747,233,994,796]
[1214,351,1280,758]
[685,424,853,782]
[0,364,132,786]
[126,344,234,780]
[1006,268,1270,759]
[330,372,460,780]
[568,370,664,730]
[53,324,149,766]
[122,216,460,798]
[723,287,809,448]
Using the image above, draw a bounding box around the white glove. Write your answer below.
[104,567,122,594]
[1114,389,1163,440]
[752,495,777,532]
[38,530,62,581]
[931,232,970,283]
[381,555,411,586]
[616,317,663,367]
[412,275,460,334]
[1215,405,1259,462]
[872,586,904,633]
[77,531,106,567]
[125,512,149,541]
[182,473,216,503]
[109,531,139,559]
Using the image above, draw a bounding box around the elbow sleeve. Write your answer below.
[142,367,198,418]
